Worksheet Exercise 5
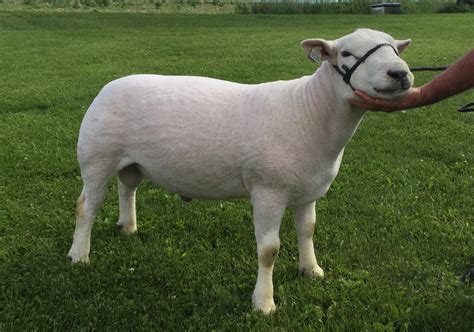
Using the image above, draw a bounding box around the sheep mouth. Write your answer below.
[373,86,409,95]
[374,79,411,95]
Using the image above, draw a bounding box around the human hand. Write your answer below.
[349,87,424,112]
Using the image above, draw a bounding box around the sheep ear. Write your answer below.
[395,39,411,54]
[300,39,337,63]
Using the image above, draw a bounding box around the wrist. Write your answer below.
[414,86,429,107]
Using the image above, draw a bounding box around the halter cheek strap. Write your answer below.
[332,43,399,91]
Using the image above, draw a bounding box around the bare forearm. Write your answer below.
[419,48,474,106]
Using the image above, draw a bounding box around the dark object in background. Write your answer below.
[370,3,402,14]
[180,195,193,203]
[461,267,474,285]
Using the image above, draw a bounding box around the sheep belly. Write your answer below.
[131,138,250,200]
[81,74,253,199]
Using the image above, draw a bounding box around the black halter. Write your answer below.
[332,43,399,91]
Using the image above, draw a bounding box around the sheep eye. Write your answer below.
[341,51,353,57]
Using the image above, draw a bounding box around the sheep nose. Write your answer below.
[387,70,408,80]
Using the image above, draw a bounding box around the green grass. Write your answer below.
[1,12,473,330]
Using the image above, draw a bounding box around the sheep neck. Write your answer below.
[302,61,366,159]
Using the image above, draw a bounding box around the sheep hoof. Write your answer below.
[67,251,90,264]
[252,292,277,314]
[253,299,276,314]
[116,220,137,234]
[301,265,324,279]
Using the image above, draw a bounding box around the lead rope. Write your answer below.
[410,66,448,72]
[458,102,474,112]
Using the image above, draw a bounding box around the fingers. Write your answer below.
[349,92,386,112]
[349,91,375,110]
[348,98,379,111]
[354,91,376,103]
[349,91,403,112]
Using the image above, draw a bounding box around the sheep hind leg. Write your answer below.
[68,167,112,264]
[116,163,143,234]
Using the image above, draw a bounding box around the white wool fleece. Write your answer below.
[69,28,414,314]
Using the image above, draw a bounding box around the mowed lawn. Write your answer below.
[1,11,473,330]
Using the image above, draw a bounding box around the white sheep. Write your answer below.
[68,28,414,313]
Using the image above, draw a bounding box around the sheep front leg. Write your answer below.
[292,202,324,278]
[251,190,286,314]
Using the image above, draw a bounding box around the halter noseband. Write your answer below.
[332,43,399,91]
